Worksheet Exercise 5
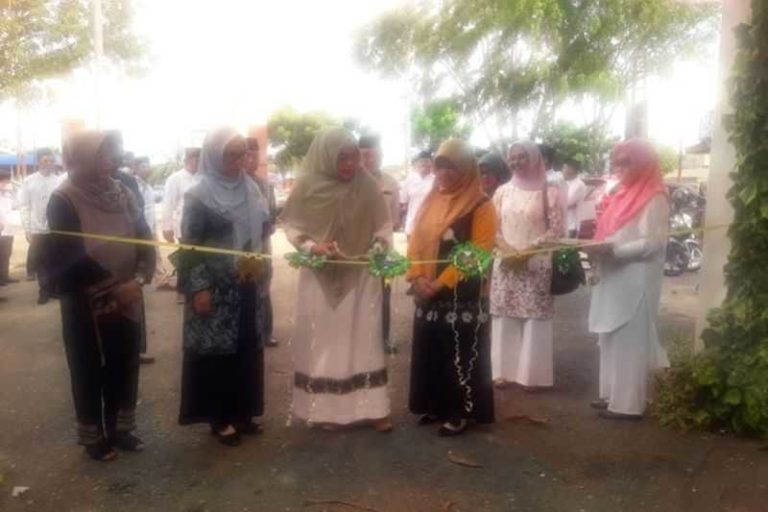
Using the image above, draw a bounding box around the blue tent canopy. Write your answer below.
[0,153,38,167]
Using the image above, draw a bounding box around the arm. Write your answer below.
[179,196,214,295]
[161,174,178,234]
[612,195,669,262]
[534,186,564,246]
[390,180,401,231]
[18,179,31,234]
[436,201,498,289]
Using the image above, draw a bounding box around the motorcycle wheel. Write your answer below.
[686,242,703,272]
[664,244,688,277]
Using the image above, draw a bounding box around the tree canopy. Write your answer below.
[411,98,470,151]
[267,108,338,172]
[355,0,719,143]
[0,0,144,100]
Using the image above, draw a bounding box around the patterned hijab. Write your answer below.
[408,139,486,280]
[281,127,391,307]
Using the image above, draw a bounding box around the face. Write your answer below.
[610,152,641,186]
[414,158,432,176]
[96,137,123,178]
[336,144,360,182]
[185,155,199,173]
[506,147,530,176]
[433,156,462,192]
[479,166,499,196]
[137,162,151,179]
[222,137,247,178]
[38,155,54,174]
[245,147,260,177]
[360,147,382,174]
[562,163,578,180]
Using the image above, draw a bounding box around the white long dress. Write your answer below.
[589,195,670,415]
[490,182,563,387]
[287,229,391,425]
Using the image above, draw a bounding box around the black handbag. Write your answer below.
[542,184,586,295]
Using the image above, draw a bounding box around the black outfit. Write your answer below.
[409,201,495,425]
[382,280,392,349]
[113,170,150,354]
[0,235,13,283]
[47,194,155,446]
[27,233,53,298]
[178,197,264,429]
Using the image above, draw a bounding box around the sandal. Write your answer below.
[111,432,145,452]
[438,419,469,437]
[85,440,118,462]
[372,418,393,433]
[215,426,241,447]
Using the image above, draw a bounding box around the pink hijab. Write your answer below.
[594,138,668,241]
[510,142,547,191]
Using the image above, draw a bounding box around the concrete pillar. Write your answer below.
[695,0,752,350]
[247,125,269,180]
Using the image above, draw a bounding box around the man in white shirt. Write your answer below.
[162,148,201,243]
[563,161,589,238]
[360,135,400,354]
[0,170,17,286]
[132,156,157,236]
[19,150,63,303]
[400,150,434,238]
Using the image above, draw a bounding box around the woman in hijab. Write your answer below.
[48,130,156,461]
[407,139,498,437]
[478,151,511,197]
[178,127,269,446]
[281,127,393,431]
[585,138,669,420]
[490,143,564,390]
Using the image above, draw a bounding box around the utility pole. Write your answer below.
[92,0,104,128]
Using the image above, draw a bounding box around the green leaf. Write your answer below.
[723,388,742,406]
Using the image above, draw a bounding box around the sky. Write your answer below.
[0,0,719,167]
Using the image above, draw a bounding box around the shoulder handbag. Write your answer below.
[542,184,585,295]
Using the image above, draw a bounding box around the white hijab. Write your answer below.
[190,127,268,251]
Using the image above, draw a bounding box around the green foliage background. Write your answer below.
[0,0,144,99]
[654,0,768,437]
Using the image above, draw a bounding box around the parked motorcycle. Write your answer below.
[664,211,703,276]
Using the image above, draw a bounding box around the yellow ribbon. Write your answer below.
[49,223,729,266]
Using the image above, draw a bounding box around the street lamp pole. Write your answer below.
[92,0,104,128]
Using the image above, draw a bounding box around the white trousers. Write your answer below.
[491,316,553,387]
[598,299,668,415]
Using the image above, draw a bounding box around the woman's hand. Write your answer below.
[310,242,339,257]
[582,242,614,259]
[114,281,142,309]
[193,290,214,316]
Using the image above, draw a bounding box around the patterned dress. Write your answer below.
[409,200,495,424]
[178,196,263,427]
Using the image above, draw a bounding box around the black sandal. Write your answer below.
[438,419,469,437]
[111,432,145,452]
[215,428,241,447]
[85,440,118,462]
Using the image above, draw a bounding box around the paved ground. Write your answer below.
[1,232,767,512]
